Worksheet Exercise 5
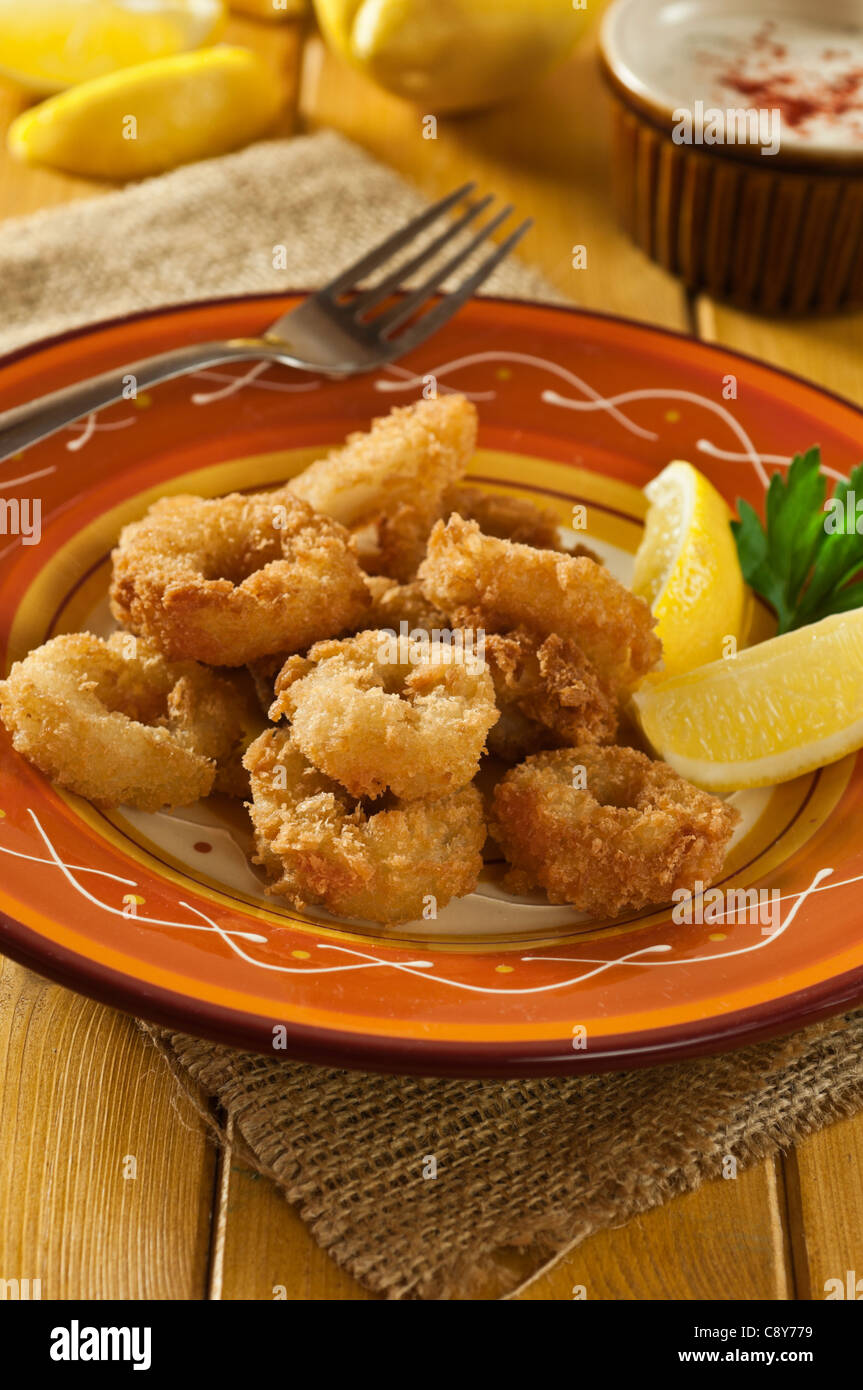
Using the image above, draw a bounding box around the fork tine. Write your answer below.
[320,181,477,299]
[386,218,533,356]
[350,194,496,317]
[374,204,516,336]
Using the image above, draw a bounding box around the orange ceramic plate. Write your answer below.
[0,295,861,1075]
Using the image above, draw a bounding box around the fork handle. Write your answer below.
[0,339,267,465]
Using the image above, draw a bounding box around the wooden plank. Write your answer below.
[511,1157,791,1300]
[0,957,216,1298]
[187,25,790,1306]
[298,32,688,329]
[783,1116,863,1302]
[696,298,863,400]
[218,1150,375,1301]
[0,13,308,1303]
[0,15,814,1302]
[216,1139,790,1301]
[286,29,793,1304]
[697,295,863,1306]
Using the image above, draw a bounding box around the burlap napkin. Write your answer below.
[3,130,862,1300]
[141,1014,863,1301]
[0,128,557,357]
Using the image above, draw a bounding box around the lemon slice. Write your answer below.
[632,460,747,677]
[0,0,224,95]
[631,608,863,792]
[7,46,283,180]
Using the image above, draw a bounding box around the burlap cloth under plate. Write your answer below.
[3,130,862,1300]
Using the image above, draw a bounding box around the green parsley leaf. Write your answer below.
[732,448,863,633]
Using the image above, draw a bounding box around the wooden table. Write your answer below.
[1,10,861,1302]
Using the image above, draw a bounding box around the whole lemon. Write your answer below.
[313,0,592,112]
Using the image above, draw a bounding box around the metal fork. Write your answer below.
[0,184,531,464]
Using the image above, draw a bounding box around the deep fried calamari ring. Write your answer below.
[246,650,288,716]
[204,667,266,799]
[443,488,600,562]
[289,396,477,581]
[443,485,564,550]
[244,727,486,924]
[110,487,369,666]
[360,576,449,633]
[357,590,617,765]
[0,632,249,810]
[485,704,559,763]
[490,745,739,917]
[418,515,660,696]
[245,580,449,715]
[270,628,498,801]
[484,629,618,753]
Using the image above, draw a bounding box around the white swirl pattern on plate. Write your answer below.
[0,810,841,997]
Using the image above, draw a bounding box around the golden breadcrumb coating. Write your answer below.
[419,514,661,696]
[485,703,561,763]
[360,576,449,632]
[270,628,498,801]
[244,726,486,924]
[443,485,563,550]
[484,628,618,749]
[205,667,266,798]
[1,388,750,933]
[289,395,477,580]
[0,632,250,811]
[110,487,369,666]
[490,745,739,917]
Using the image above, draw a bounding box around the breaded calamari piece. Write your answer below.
[270,629,498,801]
[490,745,739,917]
[0,632,249,810]
[485,703,560,763]
[418,515,660,696]
[246,572,453,717]
[246,651,286,716]
[248,579,451,713]
[484,629,618,751]
[360,576,449,633]
[204,667,267,798]
[443,485,563,550]
[244,727,486,924]
[110,487,369,667]
[289,396,477,581]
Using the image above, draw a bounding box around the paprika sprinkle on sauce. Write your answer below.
[691,18,863,147]
[717,22,863,134]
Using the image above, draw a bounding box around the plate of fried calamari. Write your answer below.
[1,294,862,1075]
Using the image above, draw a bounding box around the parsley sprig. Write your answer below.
[732,447,863,634]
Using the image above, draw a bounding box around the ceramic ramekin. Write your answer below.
[599,0,863,314]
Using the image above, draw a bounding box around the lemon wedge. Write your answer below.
[631,608,863,792]
[632,460,747,677]
[0,0,224,95]
[7,46,282,179]
[314,0,591,112]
